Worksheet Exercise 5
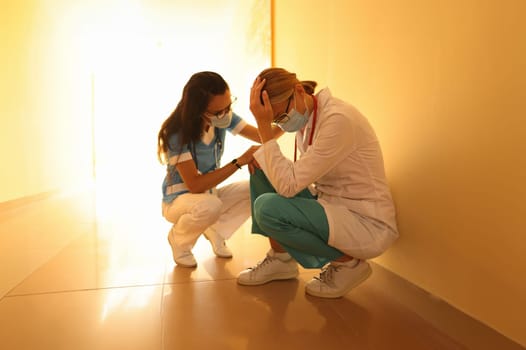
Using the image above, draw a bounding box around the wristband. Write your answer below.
[231,158,242,169]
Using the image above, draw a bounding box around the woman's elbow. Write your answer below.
[185,182,204,194]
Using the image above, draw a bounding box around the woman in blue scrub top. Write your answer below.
[157,71,282,268]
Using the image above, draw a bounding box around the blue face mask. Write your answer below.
[276,96,309,132]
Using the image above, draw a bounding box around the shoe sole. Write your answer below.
[168,233,197,268]
[214,252,233,259]
[175,260,197,268]
[305,263,372,298]
[237,270,299,286]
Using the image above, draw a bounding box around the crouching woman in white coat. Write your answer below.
[157,71,281,268]
[237,68,399,298]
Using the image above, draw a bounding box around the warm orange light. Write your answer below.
[76,0,270,320]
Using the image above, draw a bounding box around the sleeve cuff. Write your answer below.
[254,139,279,172]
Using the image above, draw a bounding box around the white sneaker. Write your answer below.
[305,260,372,298]
[204,229,233,258]
[237,249,299,286]
[167,229,197,268]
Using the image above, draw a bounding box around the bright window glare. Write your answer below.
[76,0,270,322]
[86,0,270,216]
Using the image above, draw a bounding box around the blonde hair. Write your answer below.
[258,68,317,104]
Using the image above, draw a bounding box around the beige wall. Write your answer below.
[1,1,95,202]
[274,0,525,345]
[0,0,99,300]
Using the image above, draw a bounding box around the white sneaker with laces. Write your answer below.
[237,249,299,286]
[305,259,372,298]
[167,229,197,268]
[204,228,233,258]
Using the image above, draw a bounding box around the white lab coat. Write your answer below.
[253,88,398,259]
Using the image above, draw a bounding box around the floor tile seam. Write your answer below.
[4,282,165,298]
[163,276,239,287]
[2,230,95,300]
[159,272,167,350]
[163,272,315,287]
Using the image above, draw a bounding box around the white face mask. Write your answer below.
[276,96,309,132]
[208,110,233,128]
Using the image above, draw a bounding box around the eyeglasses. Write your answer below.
[204,96,237,119]
[272,94,293,125]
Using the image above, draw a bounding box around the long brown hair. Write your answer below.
[157,71,229,164]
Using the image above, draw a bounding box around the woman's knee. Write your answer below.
[191,196,223,224]
[253,193,286,225]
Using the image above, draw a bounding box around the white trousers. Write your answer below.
[161,181,250,251]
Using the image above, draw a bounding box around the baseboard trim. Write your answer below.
[371,263,525,349]
[0,191,58,210]
[0,191,59,222]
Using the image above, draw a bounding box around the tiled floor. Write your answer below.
[0,188,524,350]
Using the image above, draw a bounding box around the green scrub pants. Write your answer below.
[250,169,345,268]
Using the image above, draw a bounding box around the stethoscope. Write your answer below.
[294,95,318,162]
[188,129,221,195]
[191,128,222,170]
[214,136,222,169]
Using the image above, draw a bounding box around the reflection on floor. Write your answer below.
[0,189,524,350]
